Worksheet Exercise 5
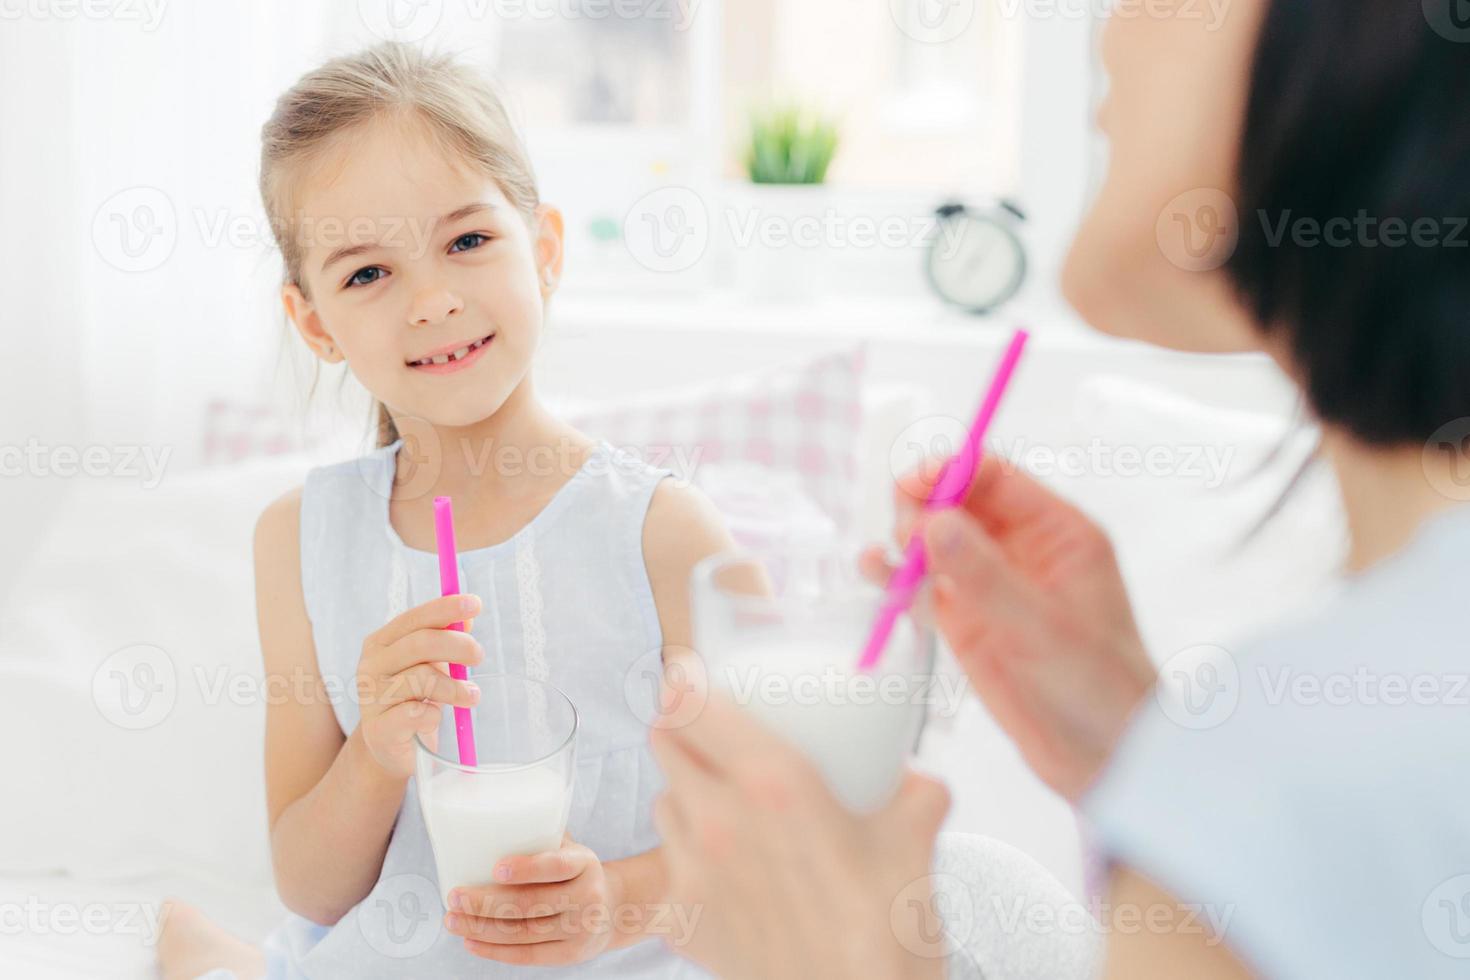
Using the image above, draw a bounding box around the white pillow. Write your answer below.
[1060,375,1344,659]
[0,453,316,885]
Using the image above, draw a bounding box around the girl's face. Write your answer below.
[1061,0,1267,353]
[282,116,561,430]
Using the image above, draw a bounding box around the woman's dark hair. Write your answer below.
[1227,0,1470,447]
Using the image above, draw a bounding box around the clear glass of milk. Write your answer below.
[413,672,577,908]
[691,547,936,813]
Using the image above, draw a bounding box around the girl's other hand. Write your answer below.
[445,835,619,966]
[355,593,485,778]
[860,455,1156,802]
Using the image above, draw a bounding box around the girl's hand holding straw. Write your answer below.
[355,592,486,778]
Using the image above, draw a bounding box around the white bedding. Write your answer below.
[0,347,1342,976]
[0,872,281,980]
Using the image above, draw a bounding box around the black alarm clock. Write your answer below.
[925,200,1027,314]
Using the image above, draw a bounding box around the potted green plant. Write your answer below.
[745,105,840,185]
[734,103,841,303]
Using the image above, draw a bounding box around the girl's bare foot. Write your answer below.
[156,899,266,980]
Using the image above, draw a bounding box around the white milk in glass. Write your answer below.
[714,639,928,812]
[420,765,570,907]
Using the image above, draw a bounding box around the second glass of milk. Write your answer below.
[691,547,936,813]
[413,672,577,908]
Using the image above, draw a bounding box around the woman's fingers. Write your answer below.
[651,724,723,798]
[921,510,1033,626]
[894,454,1093,545]
[858,545,895,586]
[874,770,951,851]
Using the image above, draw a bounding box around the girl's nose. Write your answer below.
[409,288,464,326]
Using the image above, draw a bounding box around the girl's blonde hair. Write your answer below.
[259,42,540,448]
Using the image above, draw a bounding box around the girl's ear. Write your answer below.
[282,282,340,363]
[533,205,565,295]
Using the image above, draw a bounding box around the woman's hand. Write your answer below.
[862,455,1156,802]
[354,593,484,778]
[445,836,622,966]
[651,693,952,980]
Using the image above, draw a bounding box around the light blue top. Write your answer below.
[257,438,708,979]
[1085,505,1470,977]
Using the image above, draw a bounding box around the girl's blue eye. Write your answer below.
[450,232,489,253]
[345,266,385,289]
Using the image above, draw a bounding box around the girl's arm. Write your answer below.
[254,487,407,926]
[613,478,739,941]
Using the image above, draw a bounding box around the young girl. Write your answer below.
[157,42,732,979]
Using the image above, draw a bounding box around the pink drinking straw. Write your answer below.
[856,328,1029,673]
[433,496,478,767]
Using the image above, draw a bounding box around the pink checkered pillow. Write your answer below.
[568,347,867,533]
[202,399,316,466]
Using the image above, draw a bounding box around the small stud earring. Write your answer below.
[542,269,554,286]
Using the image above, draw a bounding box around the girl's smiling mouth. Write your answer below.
[407,333,495,374]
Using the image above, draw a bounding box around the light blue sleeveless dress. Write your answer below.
[251,437,710,979]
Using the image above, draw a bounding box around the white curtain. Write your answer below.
[0,3,421,600]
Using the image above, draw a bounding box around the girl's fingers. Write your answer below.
[382,627,483,675]
[452,880,581,919]
[375,593,482,647]
[462,937,575,966]
[380,697,442,742]
[380,663,481,708]
[450,910,571,944]
[491,843,593,885]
